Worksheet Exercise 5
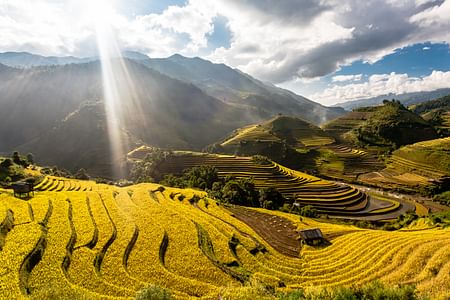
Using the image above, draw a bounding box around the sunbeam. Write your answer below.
[86,0,137,179]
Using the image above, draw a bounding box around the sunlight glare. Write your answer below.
[89,0,137,179]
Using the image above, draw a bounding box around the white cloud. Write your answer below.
[332,74,362,82]
[0,0,217,57]
[134,0,217,54]
[309,70,450,105]
[206,0,450,83]
[0,0,449,96]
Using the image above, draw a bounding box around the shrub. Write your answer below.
[259,187,285,210]
[296,205,317,218]
[251,155,272,165]
[74,168,90,180]
[277,281,419,299]
[135,284,173,300]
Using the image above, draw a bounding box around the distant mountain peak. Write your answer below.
[121,51,149,60]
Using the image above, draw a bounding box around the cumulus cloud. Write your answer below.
[332,74,363,82]
[309,71,450,105]
[0,0,449,93]
[0,0,217,57]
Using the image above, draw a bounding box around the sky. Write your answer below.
[0,0,450,105]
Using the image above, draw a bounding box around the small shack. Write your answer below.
[11,182,34,198]
[298,228,325,246]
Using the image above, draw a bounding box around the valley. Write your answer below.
[1,47,450,300]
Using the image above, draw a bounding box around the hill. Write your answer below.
[334,88,450,110]
[151,152,414,221]
[219,115,334,149]
[324,101,438,149]
[207,115,334,172]
[209,116,385,182]
[360,137,450,193]
[1,172,449,299]
[411,94,450,136]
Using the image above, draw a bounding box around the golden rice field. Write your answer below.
[359,137,450,191]
[1,176,450,299]
[157,153,409,220]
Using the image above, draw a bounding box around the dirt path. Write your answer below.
[226,206,301,257]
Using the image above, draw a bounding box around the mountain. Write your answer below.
[0,51,150,68]
[0,52,347,177]
[324,101,438,148]
[0,52,93,68]
[0,60,258,177]
[334,88,450,111]
[0,51,345,125]
[140,54,345,124]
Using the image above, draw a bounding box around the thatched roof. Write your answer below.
[298,228,324,241]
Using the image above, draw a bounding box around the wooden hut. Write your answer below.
[11,182,34,198]
[298,228,324,245]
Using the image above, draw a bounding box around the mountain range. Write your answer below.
[0,51,344,177]
[334,88,450,111]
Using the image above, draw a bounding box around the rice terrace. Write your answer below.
[1,0,450,299]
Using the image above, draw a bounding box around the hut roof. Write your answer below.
[298,228,324,241]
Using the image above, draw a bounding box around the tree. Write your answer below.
[26,153,34,165]
[221,180,247,205]
[0,158,13,169]
[12,151,21,165]
[129,148,172,182]
[259,187,285,210]
[74,168,90,180]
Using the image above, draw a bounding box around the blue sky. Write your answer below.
[1,0,450,105]
[280,42,450,102]
[336,43,450,77]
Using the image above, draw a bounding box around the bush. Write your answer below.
[251,155,272,165]
[277,281,419,299]
[296,205,317,218]
[74,168,90,180]
[135,284,173,300]
[259,187,285,210]
[434,191,450,205]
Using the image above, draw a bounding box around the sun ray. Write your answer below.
[86,0,138,179]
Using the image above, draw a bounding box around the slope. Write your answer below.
[209,115,334,170]
[411,94,450,136]
[140,54,345,125]
[324,101,438,149]
[1,176,449,299]
[0,60,259,176]
[360,137,450,192]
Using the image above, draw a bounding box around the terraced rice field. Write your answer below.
[359,137,450,190]
[322,110,374,142]
[315,145,385,181]
[219,116,335,149]
[1,179,450,299]
[221,125,280,147]
[157,153,409,220]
